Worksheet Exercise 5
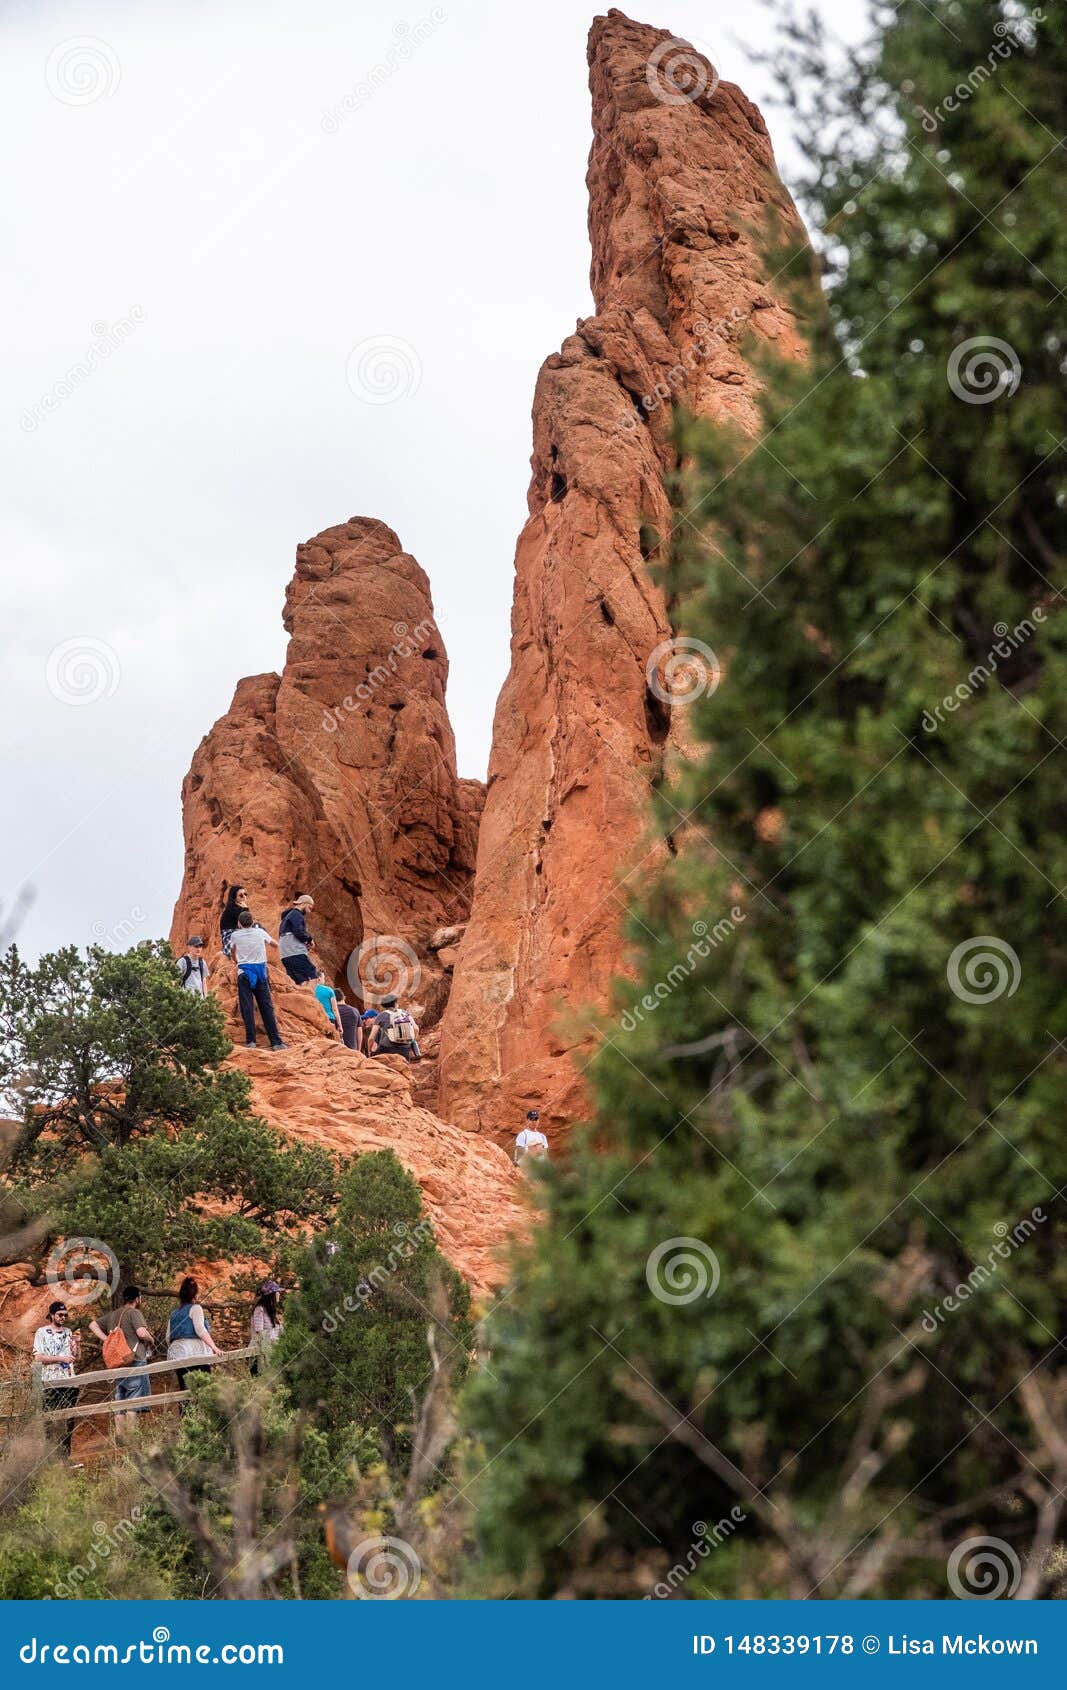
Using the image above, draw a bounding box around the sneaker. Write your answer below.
[271,1042,289,1051]
[246,1041,257,1049]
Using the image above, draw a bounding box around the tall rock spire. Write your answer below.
[438,10,813,1143]
[170,517,482,1013]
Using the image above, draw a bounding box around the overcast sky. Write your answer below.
[2,0,868,960]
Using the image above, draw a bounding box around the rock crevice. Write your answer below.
[437,11,813,1147]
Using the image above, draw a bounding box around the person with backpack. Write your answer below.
[368,994,420,1062]
[230,910,287,1050]
[167,1277,222,1409]
[32,1300,81,1461]
[220,885,250,957]
[278,894,317,985]
[313,970,343,1040]
[176,936,209,996]
[89,1285,155,1434]
[514,1110,549,1167]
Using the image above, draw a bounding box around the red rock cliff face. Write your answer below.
[171,518,483,1018]
[437,11,812,1146]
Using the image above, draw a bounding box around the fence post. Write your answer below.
[30,1362,43,1416]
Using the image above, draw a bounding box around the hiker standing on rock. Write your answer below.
[90,1285,155,1435]
[177,936,209,996]
[313,970,343,1040]
[367,993,421,1062]
[32,1301,81,1461]
[336,994,361,1051]
[230,910,287,1050]
[279,894,318,985]
[514,1110,549,1167]
[220,885,250,956]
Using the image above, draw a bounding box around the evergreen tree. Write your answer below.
[465,0,1067,1598]
[279,1150,473,1467]
[0,941,338,1280]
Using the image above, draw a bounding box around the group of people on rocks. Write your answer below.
[174,884,420,1061]
[32,1277,285,1460]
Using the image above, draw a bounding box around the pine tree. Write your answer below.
[465,0,1067,1598]
[0,941,338,1281]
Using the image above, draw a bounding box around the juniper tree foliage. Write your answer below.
[278,1150,473,1467]
[0,942,338,1279]
[466,0,1067,1598]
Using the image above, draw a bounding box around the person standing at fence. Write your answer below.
[249,1280,284,1376]
[90,1286,155,1437]
[167,1277,222,1410]
[32,1301,81,1462]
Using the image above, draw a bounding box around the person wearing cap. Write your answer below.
[32,1300,82,1459]
[249,1280,284,1373]
[177,936,209,996]
[278,894,317,985]
[514,1110,549,1167]
[367,993,421,1062]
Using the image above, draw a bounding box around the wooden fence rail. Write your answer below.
[33,1346,259,1423]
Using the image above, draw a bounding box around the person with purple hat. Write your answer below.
[249,1279,284,1373]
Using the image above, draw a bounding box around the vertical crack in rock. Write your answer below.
[438,9,815,1149]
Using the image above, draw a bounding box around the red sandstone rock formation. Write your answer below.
[170,518,483,1020]
[231,1042,525,1300]
[438,10,812,1147]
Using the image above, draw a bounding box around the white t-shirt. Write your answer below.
[229,925,275,966]
[515,1127,548,1158]
[178,955,209,995]
[33,1324,76,1382]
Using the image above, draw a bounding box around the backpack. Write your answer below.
[381,1009,416,1046]
[178,955,200,986]
[102,1318,135,1369]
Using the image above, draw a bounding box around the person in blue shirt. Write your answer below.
[314,972,343,1041]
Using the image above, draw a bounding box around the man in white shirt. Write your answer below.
[32,1300,81,1459]
[514,1109,549,1166]
[230,911,287,1050]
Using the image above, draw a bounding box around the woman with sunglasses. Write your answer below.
[220,884,250,957]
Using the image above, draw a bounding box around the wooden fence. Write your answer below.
[32,1347,260,1424]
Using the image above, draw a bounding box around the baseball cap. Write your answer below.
[188,935,205,947]
[260,1280,283,1295]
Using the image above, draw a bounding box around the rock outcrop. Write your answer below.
[437,11,813,1147]
[231,1042,525,1300]
[170,518,483,1020]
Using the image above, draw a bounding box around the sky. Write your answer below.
[1,0,869,960]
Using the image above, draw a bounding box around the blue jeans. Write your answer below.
[115,1371,151,1412]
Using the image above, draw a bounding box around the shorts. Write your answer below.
[116,1371,151,1410]
[282,954,317,985]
